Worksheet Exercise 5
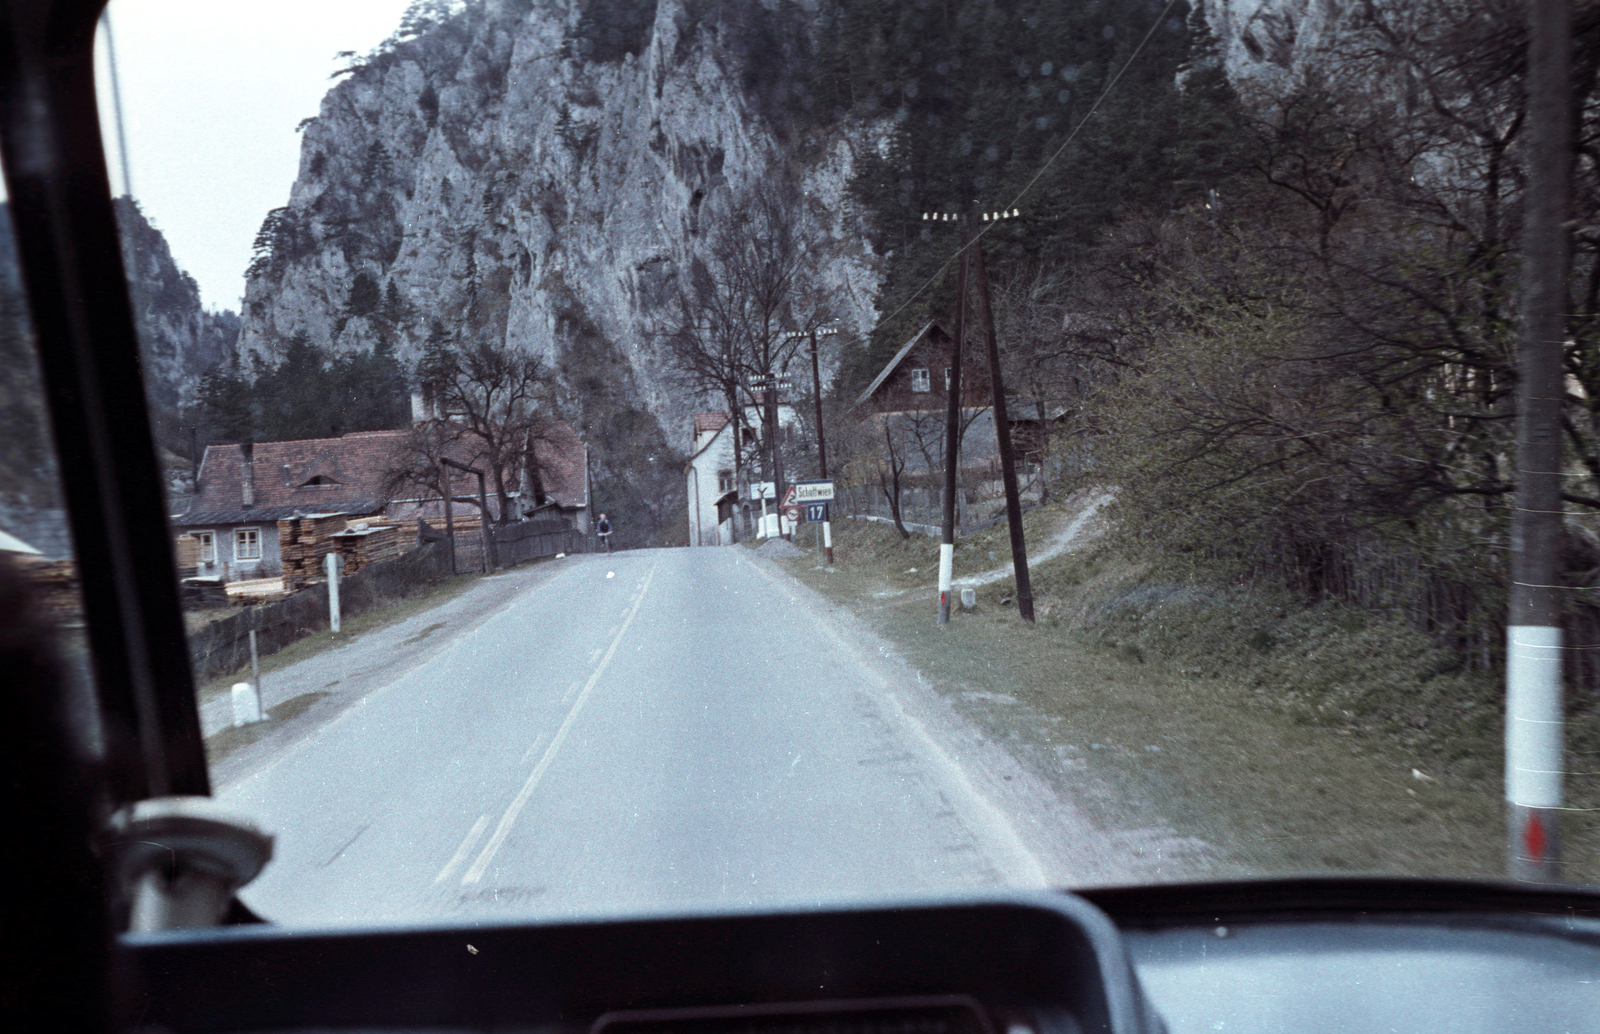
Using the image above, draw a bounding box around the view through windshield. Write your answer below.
[2,0,1595,926]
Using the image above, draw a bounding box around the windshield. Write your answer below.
[4,0,1586,926]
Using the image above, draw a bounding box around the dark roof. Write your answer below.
[188,431,410,517]
[532,420,587,510]
[172,504,381,528]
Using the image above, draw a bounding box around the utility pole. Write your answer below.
[971,209,1034,622]
[786,326,841,563]
[1507,0,1572,883]
[753,370,790,539]
[933,209,972,625]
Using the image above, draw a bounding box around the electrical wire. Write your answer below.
[100,10,135,201]
[864,0,1186,339]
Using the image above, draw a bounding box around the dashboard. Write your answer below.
[118,884,1600,1034]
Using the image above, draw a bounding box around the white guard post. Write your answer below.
[326,551,342,633]
[937,542,954,614]
[1506,625,1563,874]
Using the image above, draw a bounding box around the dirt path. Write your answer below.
[953,490,1113,588]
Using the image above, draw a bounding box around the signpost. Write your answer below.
[794,480,835,566]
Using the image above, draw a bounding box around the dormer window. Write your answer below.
[299,475,341,488]
[910,367,931,393]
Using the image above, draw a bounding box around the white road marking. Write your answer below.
[588,648,603,664]
[434,815,490,884]
[520,730,550,764]
[463,561,660,885]
[561,679,583,704]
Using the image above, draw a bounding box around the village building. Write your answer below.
[173,420,591,581]
[855,320,999,474]
[684,395,803,545]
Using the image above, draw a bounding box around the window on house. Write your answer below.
[718,469,734,493]
[910,367,930,393]
[196,530,216,565]
[235,527,262,561]
[944,366,952,391]
[299,475,341,488]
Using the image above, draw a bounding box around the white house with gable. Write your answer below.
[686,412,740,546]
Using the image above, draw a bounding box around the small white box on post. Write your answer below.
[325,551,344,633]
[231,682,262,726]
[960,588,976,610]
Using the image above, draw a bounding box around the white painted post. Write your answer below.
[325,552,342,633]
[231,682,261,727]
[248,627,260,699]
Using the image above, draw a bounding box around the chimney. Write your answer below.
[410,389,435,425]
[241,442,255,509]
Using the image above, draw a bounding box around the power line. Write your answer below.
[865,0,1186,340]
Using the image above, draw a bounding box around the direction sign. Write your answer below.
[804,503,826,523]
[794,480,835,504]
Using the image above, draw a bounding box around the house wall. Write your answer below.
[872,333,992,414]
[192,521,283,581]
[686,424,737,546]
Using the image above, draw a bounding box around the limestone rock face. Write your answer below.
[114,198,240,411]
[237,0,884,468]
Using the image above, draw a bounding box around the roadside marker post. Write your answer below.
[326,551,343,634]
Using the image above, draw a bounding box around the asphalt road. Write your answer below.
[224,546,1057,926]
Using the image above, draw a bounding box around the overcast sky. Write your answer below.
[92,0,420,312]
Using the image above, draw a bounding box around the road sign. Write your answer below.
[781,485,798,508]
[783,505,802,524]
[794,480,835,504]
[804,503,826,522]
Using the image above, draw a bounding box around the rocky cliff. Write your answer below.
[236,0,884,540]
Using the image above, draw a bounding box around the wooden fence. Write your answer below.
[187,541,451,682]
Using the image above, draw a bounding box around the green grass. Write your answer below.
[778,510,1599,885]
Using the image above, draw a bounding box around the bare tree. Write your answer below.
[657,176,832,523]
[385,332,555,520]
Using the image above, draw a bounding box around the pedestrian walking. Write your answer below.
[597,513,613,553]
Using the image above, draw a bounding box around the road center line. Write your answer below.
[520,730,550,764]
[434,815,489,884]
[462,561,659,885]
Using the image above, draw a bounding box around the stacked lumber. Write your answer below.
[330,522,403,575]
[226,576,290,606]
[278,512,351,590]
[347,514,419,551]
[173,534,202,577]
[18,556,81,624]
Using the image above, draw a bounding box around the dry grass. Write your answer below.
[778,508,1598,885]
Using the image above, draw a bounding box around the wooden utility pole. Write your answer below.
[971,221,1034,622]
[809,327,836,564]
[1507,0,1572,883]
[938,212,972,625]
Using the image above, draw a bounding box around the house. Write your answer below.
[172,432,404,580]
[684,398,804,546]
[685,412,740,546]
[855,320,992,414]
[855,320,999,474]
[173,420,592,580]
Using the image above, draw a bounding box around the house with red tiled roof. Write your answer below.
[174,421,591,580]
[173,431,406,580]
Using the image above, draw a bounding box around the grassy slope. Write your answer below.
[773,501,1598,885]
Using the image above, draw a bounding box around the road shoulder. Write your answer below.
[205,557,573,790]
